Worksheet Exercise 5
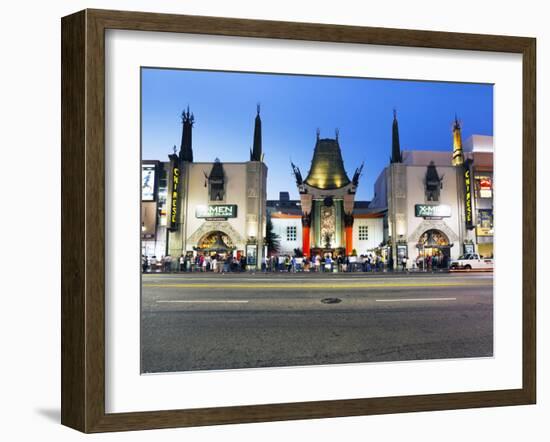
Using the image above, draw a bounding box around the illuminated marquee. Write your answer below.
[475,175,493,198]
[415,204,451,218]
[141,164,156,201]
[476,209,493,236]
[464,162,474,229]
[196,204,238,219]
[168,165,180,231]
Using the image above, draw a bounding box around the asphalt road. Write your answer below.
[141,272,493,373]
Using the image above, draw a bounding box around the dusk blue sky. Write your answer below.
[142,68,493,201]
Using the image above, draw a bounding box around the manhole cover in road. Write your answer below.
[321,297,342,304]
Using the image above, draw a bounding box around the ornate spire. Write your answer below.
[452,115,464,166]
[250,103,262,161]
[390,108,402,164]
[179,106,194,162]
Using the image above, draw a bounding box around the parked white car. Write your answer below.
[450,253,494,271]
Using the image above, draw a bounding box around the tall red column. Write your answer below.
[344,213,354,256]
[345,226,353,256]
[302,213,312,258]
[302,226,311,258]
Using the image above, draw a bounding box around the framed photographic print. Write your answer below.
[61,9,536,433]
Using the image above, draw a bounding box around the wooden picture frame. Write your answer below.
[61,8,536,433]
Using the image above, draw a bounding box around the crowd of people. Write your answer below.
[142,253,247,273]
[264,253,388,273]
[142,251,451,273]
[415,253,450,271]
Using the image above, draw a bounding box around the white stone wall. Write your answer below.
[271,217,302,255]
[369,167,389,209]
[352,218,384,255]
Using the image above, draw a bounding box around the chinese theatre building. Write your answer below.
[142,106,268,268]
[369,112,494,268]
[267,193,384,257]
[290,129,382,258]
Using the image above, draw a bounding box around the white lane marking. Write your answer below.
[375,297,457,302]
[157,300,249,304]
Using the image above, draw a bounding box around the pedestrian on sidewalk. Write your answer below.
[240,255,247,272]
[179,254,185,272]
[325,255,333,272]
[164,254,172,273]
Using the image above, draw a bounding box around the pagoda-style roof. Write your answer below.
[304,138,350,190]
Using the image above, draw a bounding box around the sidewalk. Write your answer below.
[141,270,460,279]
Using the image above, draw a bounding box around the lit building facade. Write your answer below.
[464,135,494,258]
[142,107,492,268]
[281,131,384,258]
[369,113,494,268]
[141,160,170,258]
[142,106,268,268]
[267,193,384,256]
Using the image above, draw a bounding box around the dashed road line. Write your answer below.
[375,297,457,302]
[156,300,249,304]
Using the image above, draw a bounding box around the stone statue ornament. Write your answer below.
[352,162,364,186]
[291,161,303,186]
[425,161,443,202]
